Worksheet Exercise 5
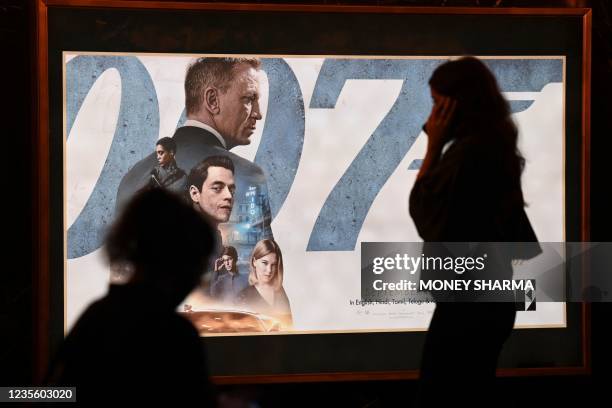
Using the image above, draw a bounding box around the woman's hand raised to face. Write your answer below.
[416,93,457,181]
[424,95,457,150]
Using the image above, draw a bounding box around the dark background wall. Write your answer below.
[1,0,34,387]
[1,0,611,406]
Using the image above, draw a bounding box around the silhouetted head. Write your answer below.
[105,188,215,306]
[429,57,525,203]
[429,56,511,132]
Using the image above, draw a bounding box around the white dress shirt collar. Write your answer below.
[183,119,227,149]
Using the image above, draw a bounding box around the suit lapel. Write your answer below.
[173,126,225,149]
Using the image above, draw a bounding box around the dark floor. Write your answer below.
[214,375,599,407]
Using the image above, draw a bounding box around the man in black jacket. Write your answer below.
[116,57,273,240]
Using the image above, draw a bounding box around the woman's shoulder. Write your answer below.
[274,287,292,312]
[240,284,257,294]
[276,287,290,301]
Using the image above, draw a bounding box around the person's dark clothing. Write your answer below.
[416,302,517,408]
[410,128,540,407]
[201,228,225,291]
[410,130,537,244]
[410,131,539,301]
[210,269,249,303]
[47,283,214,405]
[149,159,187,193]
[236,285,292,319]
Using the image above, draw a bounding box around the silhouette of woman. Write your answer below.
[410,57,539,407]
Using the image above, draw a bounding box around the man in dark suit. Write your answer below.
[116,57,273,243]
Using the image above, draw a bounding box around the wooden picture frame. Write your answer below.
[32,1,592,383]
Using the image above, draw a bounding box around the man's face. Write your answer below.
[190,166,235,224]
[214,64,262,149]
[222,255,235,271]
[156,144,173,167]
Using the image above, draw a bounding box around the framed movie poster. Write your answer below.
[33,1,591,382]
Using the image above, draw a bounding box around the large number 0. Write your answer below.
[66,57,562,258]
[254,59,306,218]
[66,56,159,259]
[67,57,304,258]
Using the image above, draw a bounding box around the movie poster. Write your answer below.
[64,53,565,335]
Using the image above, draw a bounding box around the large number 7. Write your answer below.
[306,58,563,252]
[306,59,440,251]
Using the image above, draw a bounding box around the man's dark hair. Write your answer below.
[187,155,235,193]
[156,137,177,154]
[105,188,214,277]
[221,246,238,273]
[222,245,238,261]
[184,57,261,115]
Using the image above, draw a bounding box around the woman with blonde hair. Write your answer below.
[237,239,291,318]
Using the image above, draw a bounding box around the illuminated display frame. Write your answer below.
[33,1,592,383]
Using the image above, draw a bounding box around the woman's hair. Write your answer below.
[156,137,177,155]
[221,246,238,273]
[429,56,525,205]
[248,239,284,290]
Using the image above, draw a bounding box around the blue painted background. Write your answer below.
[65,56,562,258]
